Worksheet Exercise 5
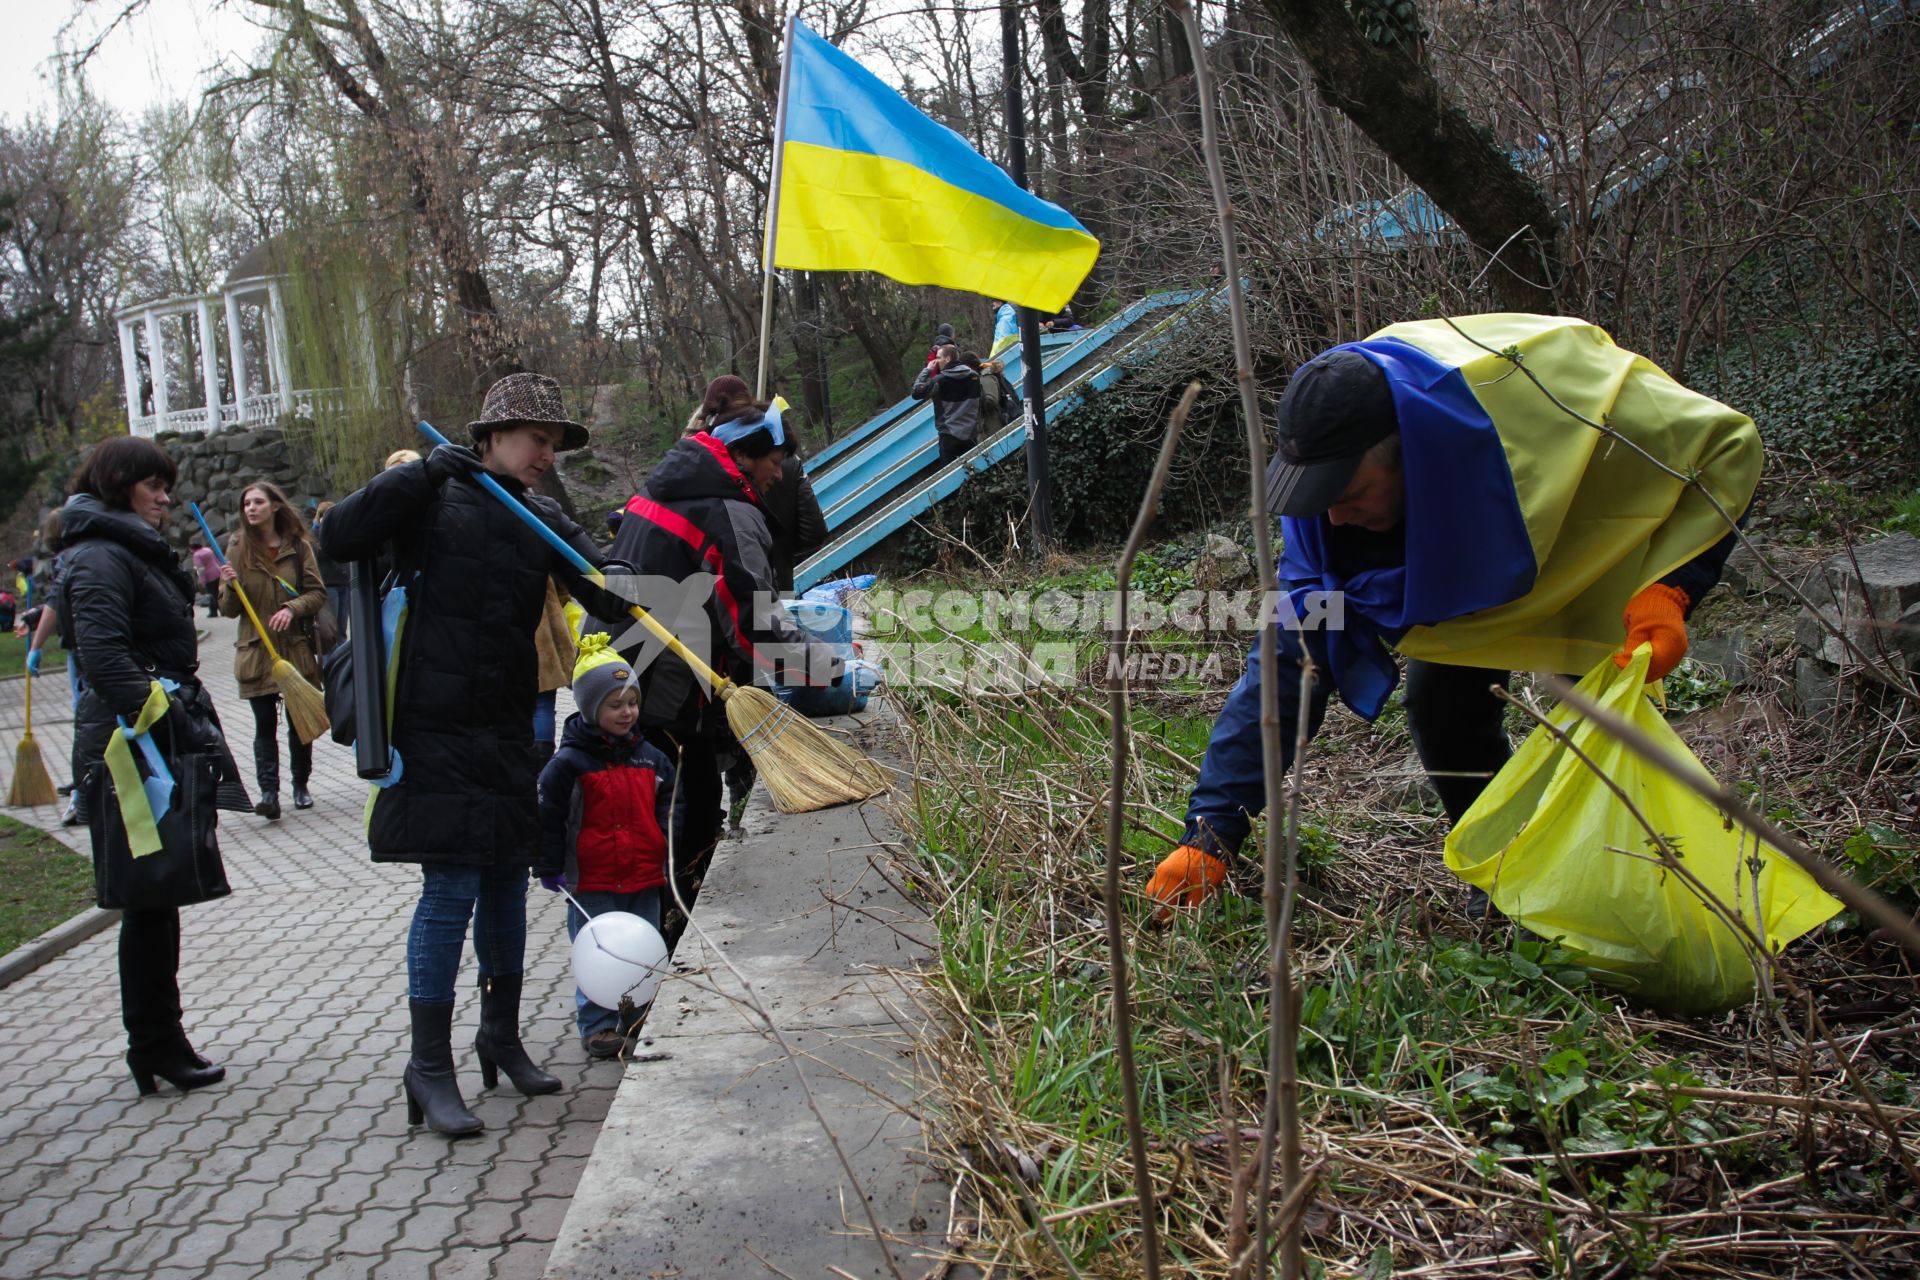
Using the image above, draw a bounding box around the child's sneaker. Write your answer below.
[583,1030,625,1060]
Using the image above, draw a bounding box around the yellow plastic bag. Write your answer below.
[1444,646,1843,1013]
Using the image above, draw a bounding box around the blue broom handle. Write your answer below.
[414,422,727,688]
[414,422,604,586]
[187,503,231,568]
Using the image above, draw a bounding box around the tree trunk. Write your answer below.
[1258,0,1561,311]
[829,276,911,403]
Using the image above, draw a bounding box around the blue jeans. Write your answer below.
[565,888,664,1037]
[328,586,352,641]
[533,690,558,745]
[407,863,530,1004]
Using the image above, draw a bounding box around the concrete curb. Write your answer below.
[0,905,120,990]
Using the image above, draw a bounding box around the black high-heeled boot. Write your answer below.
[128,1040,225,1096]
[473,974,561,1095]
[403,999,482,1136]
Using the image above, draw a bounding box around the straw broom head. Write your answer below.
[275,658,331,745]
[722,684,887,814]
[8,664,59,808]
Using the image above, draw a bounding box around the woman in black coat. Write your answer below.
[61,437,247,1096]
[319,374,620,1137]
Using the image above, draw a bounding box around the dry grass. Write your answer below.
[877,591,1920,1278]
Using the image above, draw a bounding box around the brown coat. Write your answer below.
[220,535,326,698]
[534,578,576,694]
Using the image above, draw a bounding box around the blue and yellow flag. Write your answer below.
[771,21,1098,312]
[1280,314,1762,718]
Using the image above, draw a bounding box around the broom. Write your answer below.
[416,422,886,813]
[7,656,59,807]
[188,503,331,746]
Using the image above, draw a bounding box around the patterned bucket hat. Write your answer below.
[467,372,589,451]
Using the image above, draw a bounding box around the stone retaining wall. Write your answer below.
[152,425,336,552]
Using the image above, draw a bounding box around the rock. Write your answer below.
[1794,533,1920,680]
[1689,627,1750,686]
[1193,534,1253,592]
[1794,656,1844,717]
[221,430,260,455]
[1721,537,1768,596]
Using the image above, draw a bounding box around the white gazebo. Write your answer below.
[115,240,339,437]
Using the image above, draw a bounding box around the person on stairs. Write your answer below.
[318,373,625,1137]
[219,482,326,819]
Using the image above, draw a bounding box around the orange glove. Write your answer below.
[1145,844,1228,917]
[1616,583,1690,681]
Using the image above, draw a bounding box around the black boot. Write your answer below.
[128,1040,225,1096]
[253,730,281,820]
[404,999,483,1136]
[122,909,223,1096]
[291,739,313,809]
[473,974,561,1096]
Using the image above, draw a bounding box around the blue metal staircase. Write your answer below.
[794,287,1217,591]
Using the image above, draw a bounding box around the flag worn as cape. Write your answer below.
[771,21,1098,312]
[1281,314,1762,717]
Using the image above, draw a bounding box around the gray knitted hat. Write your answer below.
[572,634,639,727]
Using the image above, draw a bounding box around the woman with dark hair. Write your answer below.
[685,377,827,595]
[219,481,326,819]
[609,381,842,944]
[61,436,248,1095]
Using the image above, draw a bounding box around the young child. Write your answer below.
[536,634,680,1058]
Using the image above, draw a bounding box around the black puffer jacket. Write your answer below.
[911,363,984,442]
[60,494,246,807]
[760,455,828,595]
[318,446,616,867]
[608,433,834,734]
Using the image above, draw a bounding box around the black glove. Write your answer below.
[423,443,483,487]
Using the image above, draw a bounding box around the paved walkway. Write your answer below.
[0,615,617,1279]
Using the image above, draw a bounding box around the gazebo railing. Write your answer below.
[129,388,346,438]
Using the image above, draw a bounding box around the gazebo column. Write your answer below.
[267,280,293,415]
[224,289,247,415]
[146,313,171,425]
[117,317,144,434]
[195,297,222,429]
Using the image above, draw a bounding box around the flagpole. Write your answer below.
[756,11,800,401]
[1001,0,1055,551]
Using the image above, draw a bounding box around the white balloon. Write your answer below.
[571,911,669,1009]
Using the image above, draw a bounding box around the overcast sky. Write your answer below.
[1,1,263,123]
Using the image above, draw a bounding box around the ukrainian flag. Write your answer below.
[771,20,1098,312]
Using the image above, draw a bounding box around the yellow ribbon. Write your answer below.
[102,680,173,857]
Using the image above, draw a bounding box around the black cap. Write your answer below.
[1263,350,1398,516]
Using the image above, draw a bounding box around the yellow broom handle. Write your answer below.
[189,502,285,664]
[590,572,733,695]
[228,576,286,665]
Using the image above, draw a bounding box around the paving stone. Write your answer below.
[493,1237,558,1280]
[205,1216,291,1268]
[148,1218,241,1271]
[266,1211,350,1262]
[515,1193,575,1242]
[105,1223,192,1273]
[429,1245,501,1279]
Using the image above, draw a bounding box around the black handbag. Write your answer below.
[322,638,357,746]
[87,692,232,911]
